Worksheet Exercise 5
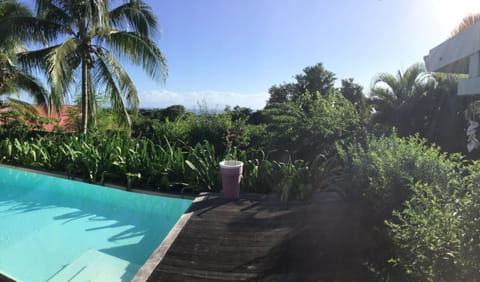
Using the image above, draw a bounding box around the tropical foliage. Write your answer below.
[369,63,434,133]
[0,0,49,116]
[369,65,474,152]
[0,132,322,200]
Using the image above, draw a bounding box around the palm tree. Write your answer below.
[7,0,167,134]
[423,73,472,152]
[0,0,49,115]
[369,63,435,134]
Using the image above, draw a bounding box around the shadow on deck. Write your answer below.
[146,192,378,282]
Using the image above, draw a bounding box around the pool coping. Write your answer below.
[0,272,15,282]
[132,193,208,281]
[0,164,195,200]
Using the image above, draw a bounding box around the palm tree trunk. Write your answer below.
[79,18,89,135]
[81,56,88,134]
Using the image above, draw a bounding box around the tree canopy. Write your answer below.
[267,63,336,105]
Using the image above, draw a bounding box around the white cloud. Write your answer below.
[139,89,269,110]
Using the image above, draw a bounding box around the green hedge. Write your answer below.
[0,133,320,200]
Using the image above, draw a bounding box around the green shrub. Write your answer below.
[149,118,190,145]
[339,133,462,222]
[386,182,464,281]
[184,112,235,155]
[385,161,480,281]
[339,133,479,280]
[237,149,275,194]
[264,91,360,160]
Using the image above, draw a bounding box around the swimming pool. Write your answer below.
[0,166,192,282]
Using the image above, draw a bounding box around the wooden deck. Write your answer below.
[144,192,378,281]
[0,274,13,282]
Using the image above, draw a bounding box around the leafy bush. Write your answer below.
[338,133,480,280]
[183,112,237,155]
[339,133,462,222]
[264,91,360,160]
[145,118,191,145]
[185,141,219,193]
[385,161,480,281]
[386,182,464,281]
[237,149,312,201]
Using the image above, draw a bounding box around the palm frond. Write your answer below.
[36,0,74,32]
[370,88,396,104]
[403,63,426,97]
[93,53,132,127]
[44,38,81,99]
[95,48,139,110]
[10,72,50,105]
[109,0,158,37]
[17,46,55,77]
[2,97,39,118]
[0,0,33,44]
[0,16,67,44]
[1,38,27,56]
[0,78,20,96]
[0,1,31,17]
[84,0,110,33]
[104,31,167,81]
[373,73,399,95]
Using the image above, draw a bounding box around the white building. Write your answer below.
[424,21,480,95]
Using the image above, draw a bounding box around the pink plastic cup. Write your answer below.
[219,160,243,200]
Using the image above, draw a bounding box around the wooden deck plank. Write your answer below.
[146,192,378,281]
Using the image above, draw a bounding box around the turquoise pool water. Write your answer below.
[0,167,192,282]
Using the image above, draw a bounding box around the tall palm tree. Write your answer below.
[369,63,435,134]
[6,0,167,134]
[0,0,49,115]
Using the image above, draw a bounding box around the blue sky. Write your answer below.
[22,0,480,110]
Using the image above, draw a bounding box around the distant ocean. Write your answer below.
[186,108,224,114]
[139,106,226,114]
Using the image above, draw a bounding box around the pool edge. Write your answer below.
[0,164,195,200]
[132,193,208,282]
[0,272,15,282]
